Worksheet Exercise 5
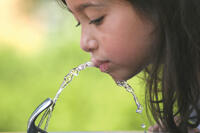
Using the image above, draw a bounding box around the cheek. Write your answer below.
[97,7,156,66]
[100,24,155,67]
[99,25,135,61]
[102,36,135,62]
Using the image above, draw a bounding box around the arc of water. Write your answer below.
[116,81,147,133]
[38,62,94,131]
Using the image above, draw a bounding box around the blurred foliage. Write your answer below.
[0,0,150,132]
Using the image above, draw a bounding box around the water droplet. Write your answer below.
[136,109,142,113]
[117,81,146,131]
[64,75,72,83]
[86,62,94,67]
[141,124,146,128]
[71,69,79,76]
[77,65,84,71]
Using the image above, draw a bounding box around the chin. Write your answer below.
[110,73,134,82]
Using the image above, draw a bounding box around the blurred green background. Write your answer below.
[0,0,149,131]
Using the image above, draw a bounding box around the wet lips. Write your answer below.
[99,62,109,72]
[92,59,110,72]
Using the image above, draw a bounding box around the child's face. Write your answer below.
[66,0,157,81]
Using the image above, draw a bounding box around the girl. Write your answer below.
[57,0,200,132]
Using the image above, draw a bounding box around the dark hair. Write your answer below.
[128,0,200,132]
[58,0,200,132]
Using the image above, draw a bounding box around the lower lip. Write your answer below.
[99,62,109,72]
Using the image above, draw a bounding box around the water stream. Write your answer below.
[38,62,94,131]
[116,81,147,133]
[38,62,146,132]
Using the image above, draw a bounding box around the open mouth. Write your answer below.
[92,59,110,72]
[99,61,110,72]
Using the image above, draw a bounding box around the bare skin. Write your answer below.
[66,0,157,82]
[65,0,199,132]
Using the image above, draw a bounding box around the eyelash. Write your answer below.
[76,22,80,27]
[75,16,104,27]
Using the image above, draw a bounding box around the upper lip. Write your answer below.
[91,58,109,67]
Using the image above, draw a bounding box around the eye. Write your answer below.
[89,16,104,26]
[75,22,81,27]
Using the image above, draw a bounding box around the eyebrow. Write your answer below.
[67,2,105,13]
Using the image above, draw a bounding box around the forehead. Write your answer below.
[66,0,107,7]
[66,0,108,4]
[66,0,116,11]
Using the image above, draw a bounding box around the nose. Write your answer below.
[80,27,98,52]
